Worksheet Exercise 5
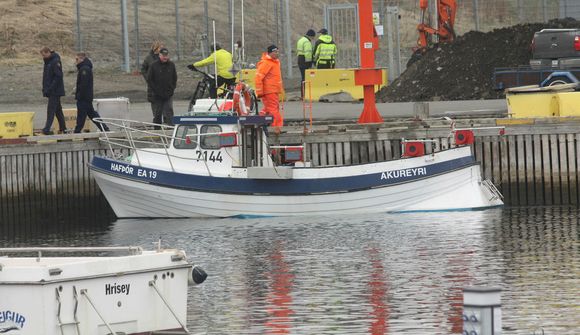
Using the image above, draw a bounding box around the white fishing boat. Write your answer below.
[89,99,503,218]
[0,246,207,335]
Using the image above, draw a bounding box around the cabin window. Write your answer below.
[200,125,222,149]
[173,125,198,149]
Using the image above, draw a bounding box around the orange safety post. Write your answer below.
[356,0,384,124]
[302,81,313,133]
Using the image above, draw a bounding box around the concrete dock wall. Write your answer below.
[2,117,580,212]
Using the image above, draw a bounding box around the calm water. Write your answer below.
[2,207,579,334]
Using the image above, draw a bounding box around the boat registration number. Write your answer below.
[196,150,223,162]
[110,163,158,179]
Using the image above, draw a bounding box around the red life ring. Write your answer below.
[233,83,252,116]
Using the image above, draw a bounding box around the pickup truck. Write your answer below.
[493,29,580,90]
[529,28,580,68]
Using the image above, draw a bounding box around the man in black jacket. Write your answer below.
[146,48,177,128]
[40,47,67,135]
[141,40,163,121]
[74,53,109,133]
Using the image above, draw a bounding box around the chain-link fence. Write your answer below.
[72,0,580,78]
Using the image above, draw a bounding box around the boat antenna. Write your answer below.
[235,0,246,81]
[231,0,235,57]
[241,0,246,66]
[208,20,219,112]
[213,21,219,100]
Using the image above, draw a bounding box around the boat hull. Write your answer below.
[90,147,503,218]
[0,249,193,335]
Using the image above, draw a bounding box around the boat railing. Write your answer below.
[0,246,143,260]
[94,118,176,169]
[94,118,242,175]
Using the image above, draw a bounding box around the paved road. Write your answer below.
[0,99,508,130]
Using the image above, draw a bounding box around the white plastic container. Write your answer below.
[94,97,130,120]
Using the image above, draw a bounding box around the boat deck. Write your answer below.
[0,247,191,283]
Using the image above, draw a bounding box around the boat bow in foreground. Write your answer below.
[0,246,207,335]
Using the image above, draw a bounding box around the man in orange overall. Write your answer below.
[255,45,284,132]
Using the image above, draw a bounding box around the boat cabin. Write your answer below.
[127,114,306,179]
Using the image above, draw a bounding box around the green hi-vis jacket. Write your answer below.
[296,36,313,62]
[314,35,337,66]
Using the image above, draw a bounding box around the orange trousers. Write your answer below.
[259,93,283,127]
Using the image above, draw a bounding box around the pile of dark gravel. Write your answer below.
[376,18,580,102]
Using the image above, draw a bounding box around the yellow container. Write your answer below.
[507,91,580,118]
[0,112,34,138]
[506,92,560,118]
[50,108,91,132]
[556,92,580,116]
[237,69,285,101]
[303,68,387,101]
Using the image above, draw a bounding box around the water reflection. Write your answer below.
[490,207,579,334]
[0,194,115,244]
[367,247,389,335]
[264,243,294,334]
[1,208,578,334]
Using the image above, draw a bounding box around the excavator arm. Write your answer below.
[416,0,457,50]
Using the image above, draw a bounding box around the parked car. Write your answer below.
[493,28,580,90]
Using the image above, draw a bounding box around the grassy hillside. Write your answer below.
[0,0,73,63]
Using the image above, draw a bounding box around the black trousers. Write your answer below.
[43,95,66,133]
[316,62,335,69]
[208,76,236,99]
[151,96,174,129]
[75,100,109,133]
[298,58,312,98]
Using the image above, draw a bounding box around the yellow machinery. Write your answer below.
[304,68,387,101]
[237,68,386,101]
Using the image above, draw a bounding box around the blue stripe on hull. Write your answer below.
[391,204,504,214]
[90,155,476,196]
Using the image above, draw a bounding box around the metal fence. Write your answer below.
[71,0,580,79]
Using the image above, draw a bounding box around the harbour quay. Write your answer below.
[2,100,580,211]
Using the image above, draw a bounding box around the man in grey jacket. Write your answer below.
[141,40,163,124]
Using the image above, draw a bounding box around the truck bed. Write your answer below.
[530,28,580,68]
[493,66,580,90]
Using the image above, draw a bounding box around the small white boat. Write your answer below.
[89,100,503,218]
[0,246,206,335]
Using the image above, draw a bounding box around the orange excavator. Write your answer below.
[410,0,457,64]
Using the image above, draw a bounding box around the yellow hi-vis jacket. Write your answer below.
[314,35,337,66]
[193,49,235,79]
[296,36,313,62]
